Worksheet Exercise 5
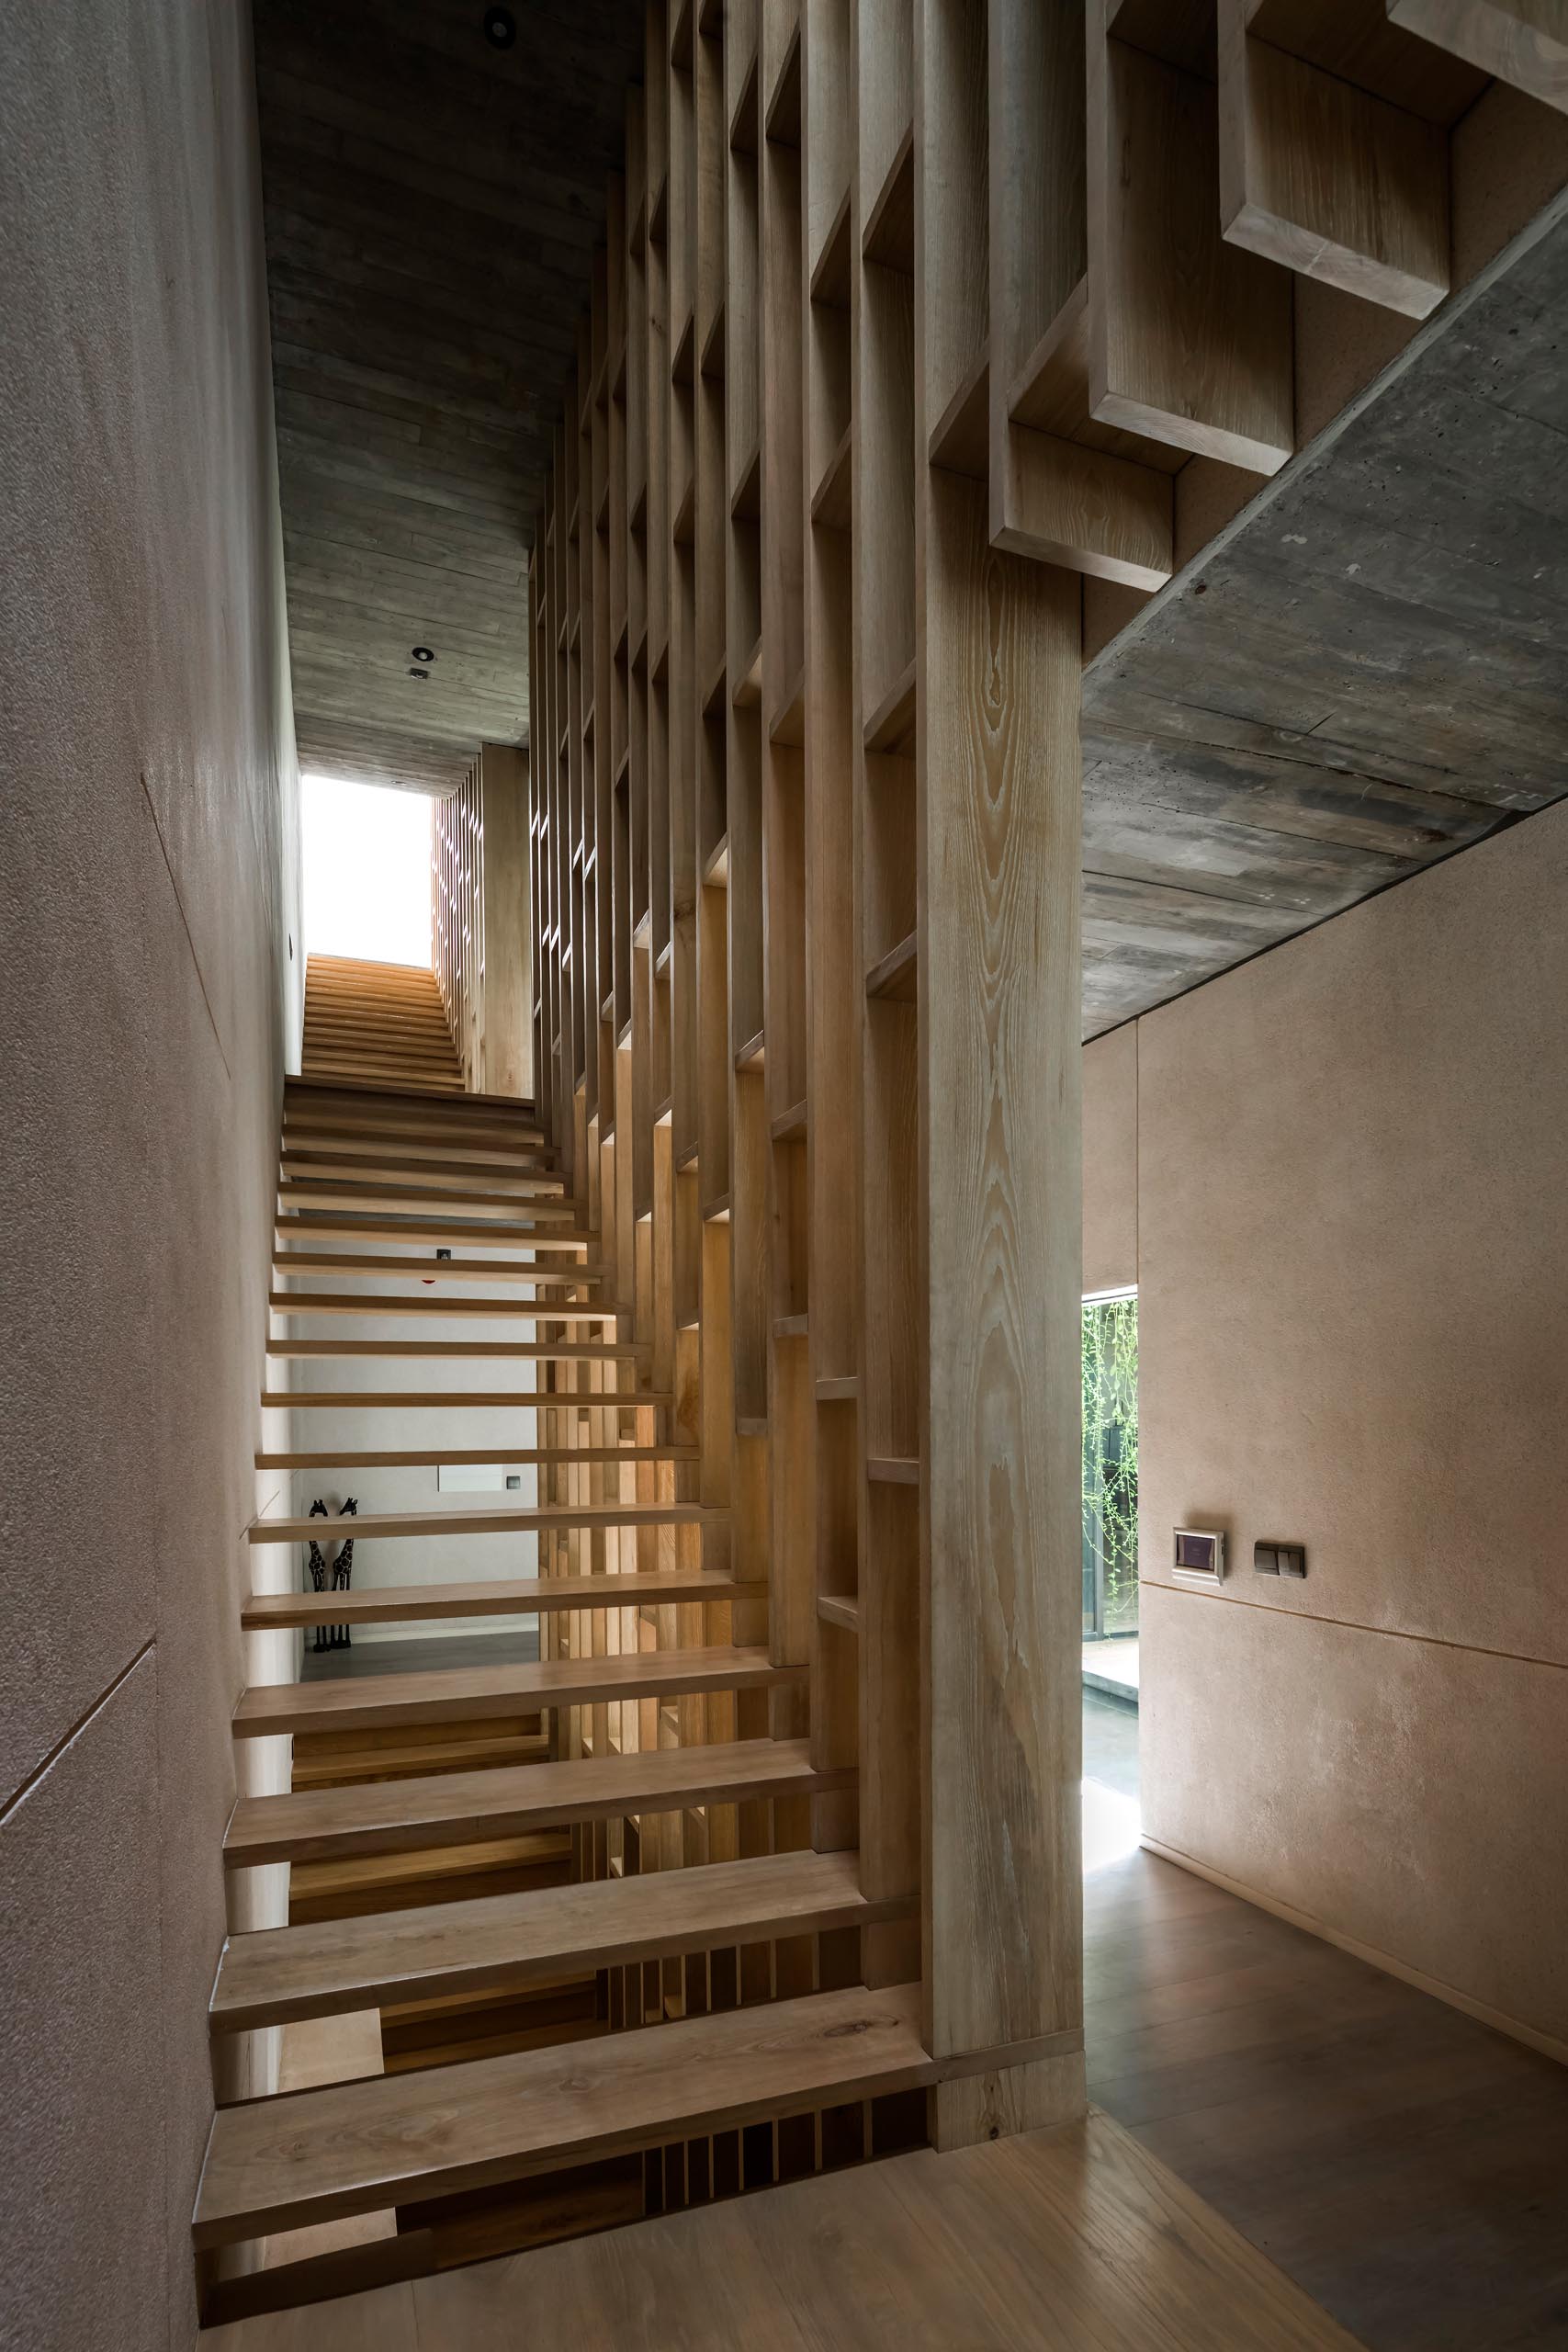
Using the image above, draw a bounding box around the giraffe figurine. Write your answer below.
[305,1498,331,1656]
[329,1496,358,1650]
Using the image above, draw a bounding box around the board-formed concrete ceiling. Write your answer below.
[1078,190,1568,1039]
[253,0,643,793]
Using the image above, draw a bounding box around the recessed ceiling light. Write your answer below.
[412,646,435,663]
[483,7,516,48]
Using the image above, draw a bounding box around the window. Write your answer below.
[1083,1293,1138,1640]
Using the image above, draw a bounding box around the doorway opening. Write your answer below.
[1082,1287,1140,1870]
[302,773,434,969]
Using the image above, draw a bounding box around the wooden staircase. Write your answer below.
[195,962,922,2318]
[300,954,465,1091]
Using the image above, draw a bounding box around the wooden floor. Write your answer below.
[203,2106,1358,2350]
[1084,1850,1568,2352]
[207,1841,1568,2349]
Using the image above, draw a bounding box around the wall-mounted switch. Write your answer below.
[1254,1543,1280,1575]
[1173,1530,1225,1587]
[505,1474,522,1491]
[1256,1540,1305,1578]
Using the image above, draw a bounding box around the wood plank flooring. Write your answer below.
[208,1838,1568,2346]
[200,2107,1360,2349]
[1084,1849,1568,2352]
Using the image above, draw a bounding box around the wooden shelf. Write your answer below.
[764,20,802,146]
[770,661,806,746]
[772,1098,807,1143]
[703,831,731,887]
[773,1312,808,1340]
[811,416,853,530]
[730,436,761,520]
[866,932,917,1002]
[728,46,759,152]
[863,657,916,754]
[816,1374,858,1404]
[735,1027,766,1071]
[863,125,914,273]
[867,1456,918,1485]
[930,349,989,478]
[736,1415,769,1439]
[733,635,763,707]
[817,1593,860,1634]
[700,298,726,380]
[671,304,696,385]
[810,183,852,308]
[702,1193,731,1223]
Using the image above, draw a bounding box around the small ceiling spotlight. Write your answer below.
[409,667,430,680]
[412,646,435,663]
[483,6,516,48]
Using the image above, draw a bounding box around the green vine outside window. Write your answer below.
[1083,1295,1139,1636]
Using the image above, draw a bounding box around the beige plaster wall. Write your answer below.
[0,3,301,2345]
[275,1246,541,1645]
[1133,802,1568,2054]
[1083,1023,1139,1296]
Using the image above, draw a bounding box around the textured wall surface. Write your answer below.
[1082,1023,1138,1296]
[1135,803,1568,2052]
[0,1,301,2343]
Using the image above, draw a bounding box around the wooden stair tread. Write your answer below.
[254,1445,698,1469]
[262,1390,669,1409]
[247,1503,720,1545]
[268,1290,604,1317]
[265,1337,640,1360]
[243,1569,761,1626]
[280,1151,565,1190]
[278,1178,580,1217]
[273,1251,604,1285]
[276,1212,595,1248]
[193,1982,929,2246]
[232,1646,806,1737]
[224,1736,846,1866]
[278,1129,557,1165]
[210,1850,899,2030]
[286,1074,542,1119]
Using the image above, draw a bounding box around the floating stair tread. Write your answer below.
[280,1154,565,1193]
[278,1130,558,1169]
[265,1337,643,1361]
[193,1981,929,2247]
[278,1178,580,1217]
[242,1568,763,1628]
[254,1444,699,1470]
[231,1646,806,1737]
[272,1251,603,1285]
[269,1293,612,1320]
[210,1850,899,2031]
[276,1213,594,1249]
[246,1503,725,1546]
[286,1075,543,1120]
[223,1735,849,1867]
[262,1391,668,1410]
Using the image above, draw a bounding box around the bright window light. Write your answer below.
[302,775,433,968]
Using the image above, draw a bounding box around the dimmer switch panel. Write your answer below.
[1172,1529,1225,1587]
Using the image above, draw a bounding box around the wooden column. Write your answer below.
[911,0,1086,2154]
[479,741,534,1099]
